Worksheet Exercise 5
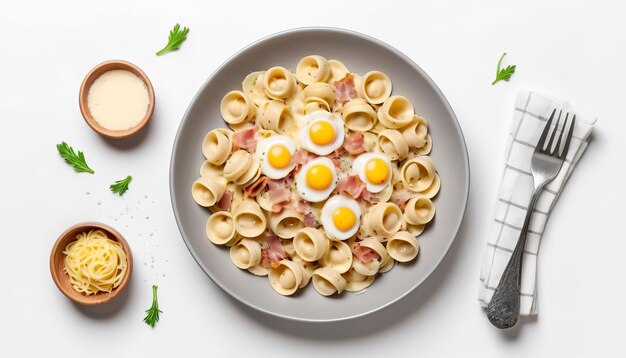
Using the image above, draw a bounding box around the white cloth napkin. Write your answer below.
[478,91,596,315]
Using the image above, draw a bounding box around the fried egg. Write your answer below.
[295,157,338,202]
[321,196,362,240]
[256,135,296,179]
[299,111,345,155]
[352,153,392,193]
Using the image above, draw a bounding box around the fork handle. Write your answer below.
[487,186,543,329]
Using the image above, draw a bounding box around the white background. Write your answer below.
[0,0,623,356]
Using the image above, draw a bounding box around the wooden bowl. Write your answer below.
[79,60,155,139]
[50,222,133,305]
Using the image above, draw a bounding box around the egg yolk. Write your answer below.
[267,145,291,169]
[306,164,333,190]
[333,207,356,231]
[309,121,335,146]
[365,158,389,184]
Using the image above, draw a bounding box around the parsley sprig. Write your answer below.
[492,52,516,85]
[143,285,162,328]
[56,142,95,174]
[109,175,132,196]
[156,24,190,56]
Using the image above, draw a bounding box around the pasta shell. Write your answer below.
[229,238,262,269]
[269,259,303,296]
[220,90,255,125]
[387,231,420,262]
[296,55,331,85]
[312,267,347,296]
[206,211,236,245]
[191,175,227,207]
[263,66,297,99]
[357,71,392,105]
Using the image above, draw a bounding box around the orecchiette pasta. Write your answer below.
[293,227,330,262]
[220,90,255,126]
[402,116,429,149]
[358,71,392,105]
[352,237,388,276]
[229,238,262,269]
[343,269,375,292]
[192,55,439,297]
[303,96,331,115]
[400,156,437,193]
[302,82,336,105]
[366,202,404,237]
[378,95,415,129]
[269,259,303,296]
[296,55,331,85]
[292,257,318,288]
[377,129,409,161]
[223,150,261,186]
[257,100,294,134]
[202,128,233,165]
[233,200,266,238]
[404,196,435,225]
[319,240,352,274]
[206,211,236,245]
[199,160,222,177]
[268,208,305,239]
[242,71,270,107]
[387,231,420,262]
[312,267,347,296]
[191,175,227,207]
[379,253,395,273]
[327,59,350,83]
[263,66,297,99]
[342,98,378,131]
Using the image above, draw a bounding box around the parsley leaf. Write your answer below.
[143,285,162,328]
[109,175,132,196]
[156,24,190,56]
[56,141,95,174]
[492,52,516,85]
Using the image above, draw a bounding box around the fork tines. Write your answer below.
[536,109,576,159]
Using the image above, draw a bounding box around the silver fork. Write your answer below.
[487,109,576,329]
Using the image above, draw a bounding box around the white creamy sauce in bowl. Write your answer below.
[87,69,150,131]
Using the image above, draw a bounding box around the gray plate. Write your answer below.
[170,27,469,322]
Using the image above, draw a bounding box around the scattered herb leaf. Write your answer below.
[56,141,95,174]
[156,23,190,56]
[109,175,133,196]
[492,52,516,85]
[143,285,162,327]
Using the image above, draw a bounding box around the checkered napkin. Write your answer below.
[478,91,596,315]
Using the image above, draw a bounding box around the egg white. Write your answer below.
[352,153,392,193]
[321,196,362,240]
[295,157,338,202]
[299,111,345,155]
[255,135,297,179]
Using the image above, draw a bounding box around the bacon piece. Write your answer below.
[343,133,365,155]
[244,176,267,198]
[294,148,318,172]
[232,127,259,153]
[267,178,292,213]
[217,190,232,211]
[325,151,343,168]
[360,189,380,204]
[304,212,317,228]
[352,243,380,263]
[336,175,366,199]
[390,188,413,209]
[261,235,287,268]
[292,195,311,214]
[334,73,357,105]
